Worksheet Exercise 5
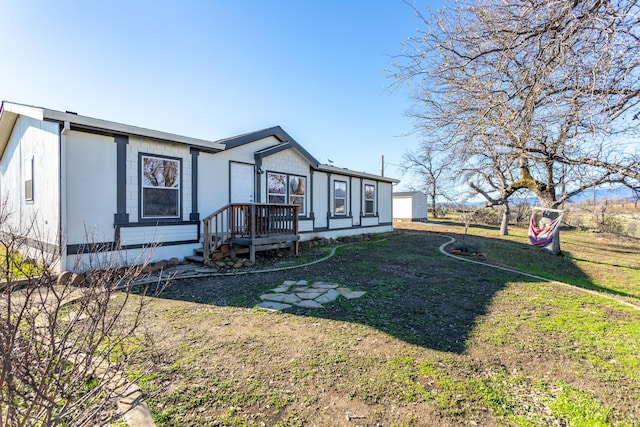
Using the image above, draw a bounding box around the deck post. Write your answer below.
[250,204,256,262]
[293,206,299,256]
[203,219,210,265]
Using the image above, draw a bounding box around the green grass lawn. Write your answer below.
[123,225,640,426]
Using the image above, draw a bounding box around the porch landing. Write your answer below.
[189,203,300,265]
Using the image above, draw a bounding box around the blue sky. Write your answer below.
[0,1,435,189]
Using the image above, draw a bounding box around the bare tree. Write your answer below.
[0,201,159,426]
[632,187,640,208]
[391,0,640,210]
[403,138,455,218]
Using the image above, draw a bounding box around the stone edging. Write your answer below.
[437,234,640,312]
[133,241,367,286]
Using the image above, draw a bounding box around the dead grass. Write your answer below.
[124,226,640,426]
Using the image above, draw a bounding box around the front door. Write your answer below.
[230,162,255,203]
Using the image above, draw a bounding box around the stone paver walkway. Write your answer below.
[256,280,366,311]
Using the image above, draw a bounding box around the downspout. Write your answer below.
[59,121,70,273]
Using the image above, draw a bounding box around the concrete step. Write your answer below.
[185,255,204,263]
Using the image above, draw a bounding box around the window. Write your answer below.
[334,180,347,215]
[364,184,375,215]
[267,172,306,215]
[24,157,34,202]
[141,154,181,218]
[267,173,286,204]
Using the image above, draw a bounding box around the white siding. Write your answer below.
[352,178,361,225]
[0,116,60,246]
[379,182,393,223]
[261,149,309,177]
[329,217,353,229]
[66,131,117,245]
[197,136,283,218]
[298,219,314,232]
[66,243,200,272]
[412,193,428,219]
[312,171,328,228]
[361,216,380,227]
[197,151,229,218]
[302,224,393,242]
[120,224,198,246]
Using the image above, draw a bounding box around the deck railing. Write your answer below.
[202,203,299,264]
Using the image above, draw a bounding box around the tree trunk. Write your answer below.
[500,204,510,236]
[551,230,562,255]
[430,193,438,218]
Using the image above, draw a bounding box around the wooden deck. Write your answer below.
[193,203,299,265]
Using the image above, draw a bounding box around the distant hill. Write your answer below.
[456,186,636,208]
[568,186,636,203]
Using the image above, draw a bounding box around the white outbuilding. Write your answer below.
[393,191,428,222]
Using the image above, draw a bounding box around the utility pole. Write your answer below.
[381,155,384,177]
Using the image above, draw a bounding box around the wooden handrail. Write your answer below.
[202,203,299,265]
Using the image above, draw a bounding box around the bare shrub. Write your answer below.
[470,207,500,226]
[0,201,162,426]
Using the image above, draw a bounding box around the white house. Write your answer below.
[393,191,428,222]
[0,101,399,272]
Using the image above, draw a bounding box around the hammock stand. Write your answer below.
[528,207,565,253]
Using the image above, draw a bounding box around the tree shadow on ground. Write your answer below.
[153,231,607,354]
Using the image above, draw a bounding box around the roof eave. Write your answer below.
[42,109,225,151]
[315,163,400,183]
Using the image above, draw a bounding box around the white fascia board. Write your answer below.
[1,102,46,121]
[42,109,225,151]
[0,113,16,158]
[1,103,46,156]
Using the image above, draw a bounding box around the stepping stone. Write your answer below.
[260,293,301,304]
[314,289,340,304]
[296,290,325,300]
[256,301,292,311]
[295,280,309,285]
[283,280,297,286]
[292,286,309,292]
[336,288,366,299]
[311,282,339,289]
[295,300,324,308]
[271,286,291,293]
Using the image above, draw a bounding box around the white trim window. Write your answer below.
[141,154,181,218]
[334,180,347,215]
[267,172,306,215]
[288,175,306,215]
[267,172,287,204]
[364,183,375,215]
[24,156,34,202]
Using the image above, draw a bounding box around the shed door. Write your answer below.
[230,162,254,203]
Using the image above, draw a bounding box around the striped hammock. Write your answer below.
[528,214,563,247]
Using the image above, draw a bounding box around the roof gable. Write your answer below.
[221,126,320,167]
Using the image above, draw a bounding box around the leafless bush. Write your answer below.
[0,201,162,426]
[470,207,500,226]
